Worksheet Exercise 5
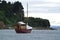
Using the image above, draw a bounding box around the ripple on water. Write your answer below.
[0,30,60,40]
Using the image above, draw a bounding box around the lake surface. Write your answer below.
[0,29,60,40]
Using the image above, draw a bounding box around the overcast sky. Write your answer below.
[5,0,60,26]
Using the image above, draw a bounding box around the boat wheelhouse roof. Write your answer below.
[18,22,25,24]
[17,22,32,29]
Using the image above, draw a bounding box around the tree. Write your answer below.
[24,17,50,28]
[0,1,24,27]
[12,1,24,21]
[12,1,24,13]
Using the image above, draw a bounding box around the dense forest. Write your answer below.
[0,1,24,27]
[0,0,50,29]
[24,17,50,28]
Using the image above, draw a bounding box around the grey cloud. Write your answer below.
[24,7,60,13]
[17,0,60,13]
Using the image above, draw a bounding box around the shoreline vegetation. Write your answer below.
[0,1,52,30]
[33,27,55,30]
[0,27,55,30]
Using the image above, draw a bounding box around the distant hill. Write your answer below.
[50,26,60,30]
[24,17,50,28]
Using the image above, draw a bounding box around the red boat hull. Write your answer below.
[15,28,32,33]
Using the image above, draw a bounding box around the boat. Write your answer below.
[15,3,32,33]
[15,22,32,33]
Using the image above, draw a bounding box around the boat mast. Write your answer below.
[27,3,28,18]
[27,3,28,25]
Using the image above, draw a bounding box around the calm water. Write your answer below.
[0,29,60,40]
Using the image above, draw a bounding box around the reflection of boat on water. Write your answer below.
[15,22,32,33]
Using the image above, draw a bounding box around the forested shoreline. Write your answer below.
[0,0,50,29]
